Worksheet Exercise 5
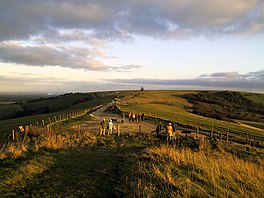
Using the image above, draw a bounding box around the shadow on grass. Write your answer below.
[9,135,150,198]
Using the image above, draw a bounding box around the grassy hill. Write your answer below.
[0,92,118,120]
[0,91,134,135]
[117,90,264,142]
[0,90,264,197]
[183,91,264,122]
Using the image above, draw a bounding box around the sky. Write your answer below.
[0,0,264,94]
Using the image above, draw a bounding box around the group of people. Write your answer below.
[99,119,117,136]
[99,116,177,145]
[155,122,176,144]
[128,112,145,122]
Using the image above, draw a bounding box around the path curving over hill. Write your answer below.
[1,104,157,197]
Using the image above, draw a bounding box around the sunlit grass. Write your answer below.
[118,90,264,139]
[121,145,264,197]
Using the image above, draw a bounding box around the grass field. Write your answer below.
[239,120,264,130]
[0,90,135,137]
[0,104,23,120]
[1,93,264,197]
[242,92,264,105]
[117,90,264,140]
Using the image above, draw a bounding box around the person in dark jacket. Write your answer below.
[155,122,163,146]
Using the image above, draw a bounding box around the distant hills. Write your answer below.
[184,91,264,123]
[0,91,128,121]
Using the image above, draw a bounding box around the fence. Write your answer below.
[117,107,264,147]
[0,105,102,147]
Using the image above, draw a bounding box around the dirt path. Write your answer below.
[9,105,157,198]
[90,103,121,120]
[236,121,264,132]
[14,147,125,197]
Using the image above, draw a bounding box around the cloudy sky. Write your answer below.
[0,0,264,94]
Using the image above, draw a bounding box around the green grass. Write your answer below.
[117,90,264,140]
[0,131,151,197]
[0,100,264,197]
[0,95,117,137]
[239,120,264,130]
[0,109,86,136]
[242,92,264,105]
[2,148,121,197]
[0,90,134,124]
[0,104,23,119]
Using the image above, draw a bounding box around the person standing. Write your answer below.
[122,112,125,123]
[129,112,132,122]
[141,113,145,121]
[166,123,173,144]
[107,119,114,136]
[99,122,103,136]
[100,119,107,136]
[171,121,176,132]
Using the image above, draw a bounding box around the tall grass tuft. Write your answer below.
[122,145,264,197]
[0,128,97,161]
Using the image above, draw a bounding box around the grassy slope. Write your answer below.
[120,144,264,198]
[0,119,152,197]
[0,91,134,136]
[117,90,264,138]
[1,96,264,197]
[0,104,23,119]
[239,120,264,130]
[242,92,264,105]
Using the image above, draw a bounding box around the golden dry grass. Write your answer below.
[129,146,264,198]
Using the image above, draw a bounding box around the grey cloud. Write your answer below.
[0,42,140,71]
[0,0,263,42]
[0,0,263,71]
[209,72,240,79]
[109,70,264,90]
[247,70,264,79]
[0,0,120,41]
[0,75,139,93]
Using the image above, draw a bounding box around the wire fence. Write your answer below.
[0,105,103,148]
[117,106,264,147]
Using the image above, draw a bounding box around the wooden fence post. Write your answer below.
[117,124,120,136]
[42,120,45,128]
[138,124,142,135]
[78,124,81,133]
[54,116,57,122]
[210,124,214,139]
[220,132,223,141]
[99,124,102,136]
[227,125,230,142]
[12,130,15,141]
[48,118,52,124]
[246,132,249,141]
